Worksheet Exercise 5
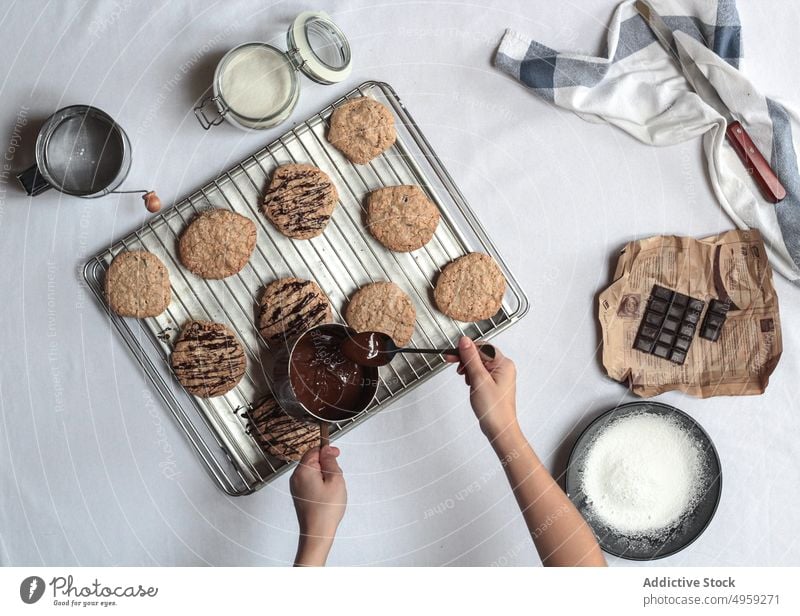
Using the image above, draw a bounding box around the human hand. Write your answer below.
[447,337,518,443]
[290,445,347,566]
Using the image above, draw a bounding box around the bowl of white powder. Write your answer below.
[566,402,721,560]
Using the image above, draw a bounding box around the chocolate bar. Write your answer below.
[633,285,705,365]
[699,299,730,342]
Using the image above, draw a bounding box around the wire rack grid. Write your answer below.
[84,81,530,495]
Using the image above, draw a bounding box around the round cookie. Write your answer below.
[258,277,332,344]
[178,209,257,279]
[105,251,171,318]
[434,253,506,322]
[246,395,319,462]
[366,185,440,252]
[170,320,246,398]
[327,97,396,164]
[262,164,338,240]
[345,281,416,346]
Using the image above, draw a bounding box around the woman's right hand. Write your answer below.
[447,337,519,443]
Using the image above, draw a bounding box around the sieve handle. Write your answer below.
[17,164,53,196]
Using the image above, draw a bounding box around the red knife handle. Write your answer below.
[725,121,787,203]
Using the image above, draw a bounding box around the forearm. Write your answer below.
[491,426,606,567]
[294,535,334,567]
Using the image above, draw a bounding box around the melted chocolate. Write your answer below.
[290,328,367,420]
[341,331,393,367]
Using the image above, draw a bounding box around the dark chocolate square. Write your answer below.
[641,324,658,339]
[674,336,692,351]
[701,323,723,342]
[650,298,668,314]
[653,344,670,358]
[679,323,695,338]
[663,317,680,332]
[670,349,687,364]
[635,338,654,353]
[658,331,675,345]
[684,310,701,324]
[688,298,705,311]
[646,312,663,326]
[668,305,684,319]
[708,299,730,316]
[653,286,673,300]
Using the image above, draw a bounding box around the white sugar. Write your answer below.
[220,45,293,119]
[581,412,704,536]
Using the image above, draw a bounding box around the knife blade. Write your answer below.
[635,0,786,203]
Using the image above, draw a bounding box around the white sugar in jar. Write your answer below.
[216,44,299,128]
[195,12,352,131]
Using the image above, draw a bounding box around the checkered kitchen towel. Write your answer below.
[495,0,800,284]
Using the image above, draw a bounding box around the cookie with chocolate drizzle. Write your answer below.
[245,395,319,462]
[170,320,246,397]
[262,163,339,240]
[257,277,332,345]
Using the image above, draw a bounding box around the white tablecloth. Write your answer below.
[1,0,798,566]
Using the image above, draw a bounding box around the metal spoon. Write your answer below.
[341,331,496,367]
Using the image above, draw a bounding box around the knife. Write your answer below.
[635,0,786,203]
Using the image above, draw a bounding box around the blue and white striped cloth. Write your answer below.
[495,0,800,284]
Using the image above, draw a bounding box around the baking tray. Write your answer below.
[84,81,530,495]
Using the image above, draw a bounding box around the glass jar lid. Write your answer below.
[286,11,352,85]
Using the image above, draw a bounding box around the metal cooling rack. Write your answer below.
[84,81,530,495]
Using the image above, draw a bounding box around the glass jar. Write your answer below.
[194,11,352,130]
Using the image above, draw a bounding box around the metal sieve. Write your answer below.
[17,105,159,209]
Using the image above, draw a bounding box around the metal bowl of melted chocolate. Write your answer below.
[272,323,379,423]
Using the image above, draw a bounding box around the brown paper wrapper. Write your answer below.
[598,229,782,398]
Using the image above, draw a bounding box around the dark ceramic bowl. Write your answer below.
[565,401,722,560]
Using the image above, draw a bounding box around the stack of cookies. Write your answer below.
[103,95,507,466]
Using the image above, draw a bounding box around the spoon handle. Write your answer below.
[397,343,496,360]
[397,347,459,356]
[319,422,330,449]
